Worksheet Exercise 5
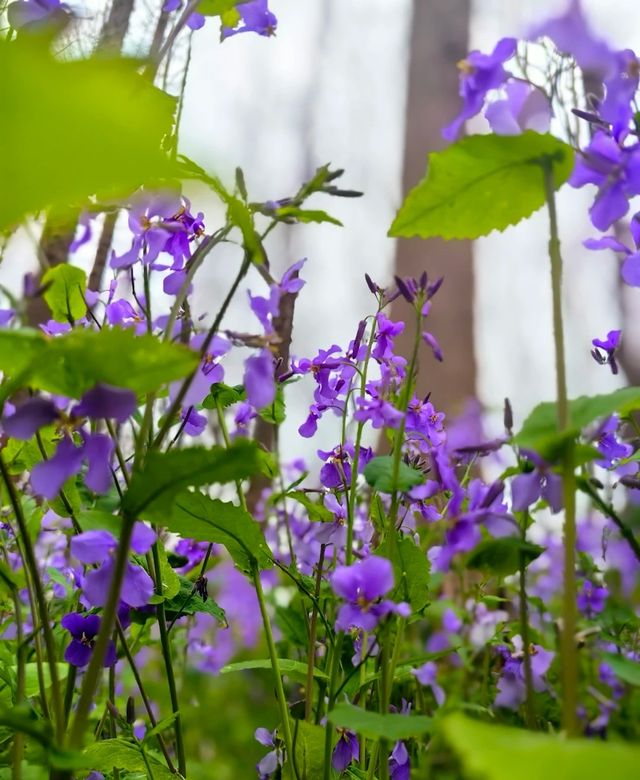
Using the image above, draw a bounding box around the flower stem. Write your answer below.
[519,540,536,729]
[543,162,578,736]
[323,633,344,780]
[305,545,326,722]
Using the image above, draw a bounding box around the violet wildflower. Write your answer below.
[71,523,156,609]
[332,728,359,772]
[577,580,608,617]
[61,612,116,668]
[411,661,445,706]
[591,330,622,374]
[254,727,284,779]
[244,349,275,409]
[388,741,410,780]
[595,415,633,467]
[353,391,404,430]
[584,214,640,286]
[442,37,517,141]
[494,635,554,710]
[485,81,552,135]
[162,0,204,30]
[372,313,404,360]
[330,556,410,632]
[221,0,277,39]
[511,451,563,513]
[7,0,71,31]
[468,601,509,648]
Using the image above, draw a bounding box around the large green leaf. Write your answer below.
[376,535,430,612]
[165,491,272,572]
[442,714,640,780]
[364,455,425,493]
[0,327,198,398]
[515,387,640,454]
[83,739,174,779]
[282,720,326,780]
[42,265,87,323]
[328,703,431,741]
[123,440,261,518]
[389,132,574,240]
[466,537,544,578]
[1,40,177,229]
[220,659,328,682]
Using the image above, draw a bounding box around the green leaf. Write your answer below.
[364,455,425,493]
[83,739,174,779]
[515,387,640,454]
[198,0,248,16]
[155,543,180,601]
[166,491,272,572]
[274,207,343,226]
[376,535,430,612]
[77,509,123,538]
[466,537,544,578]
[220,659,328,682]
[258,384,286,425]
[0,40,176,229]
[42,265,87,323]
[163,577,226,625]
[602,653,640,686]
[442,713,640,780]
[123,440,261,518]
[0,327,198,399]
[282,720,326,780]
[328,703,431,741]
[286,490,334,523]
[202,382,246,409]
[389,132,574,240]
[226,195,265,264]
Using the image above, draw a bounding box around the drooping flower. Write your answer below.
[388,740,410,780]
[584,214,640,286]
[254,727,284,780]
[485,81,552,135]
[494,635,554,710]
[330,556,410,632]
[244,349,275,409]
[61,612,116,668]
[411,661,445,706]
[221,0,277,39]
[71,524,156,609]
[511,451,563,513]
[332,728,359,772]
[591,329,622,374]
[442,37,517,141]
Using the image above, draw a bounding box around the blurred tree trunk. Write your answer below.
[391,0,475,418]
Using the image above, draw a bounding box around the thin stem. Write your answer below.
[518,515,536,729]
[0,454,65,744]
[543,163,578,736]
[323,634,344,780]
[253,568,298,780]
[305,545,326,722]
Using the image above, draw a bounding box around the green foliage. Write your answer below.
[466,537,544,578]
[123,440,260,518]
[165,492,272,572]
[0,327,198,399]
[515,387,640,454]
[286,490,334,523]
[364,455,425,493]
[155,543,181,600]
[329,702,432,741]
[258,385,286,425]
[442,714,640,780]
[163,578,226,625]
[83,739,175,779]
[0,40,176,229]
[220,659,328,682]
[389,132,574,240]
[282,720,326,780]
[198,0,248,17]
[41,265,87,323]
[376,535,430,612]
[274,206,343,226]
[602,653,640,686]
[202,382,246,409]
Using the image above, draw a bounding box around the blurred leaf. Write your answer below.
[226,195,265,264]
[83,739,174,779]
[515,388,640,454]
[77,509,123,537]
[0,40,177,229]
[389,132,574,240]
[220,659,328,682]
[442,713,640,780]
[286,490,334,523]
[166,491,272,572]
[364,455,425,493]
[258,385,285,425]
[466,537,544,577]
[164,577,226,625]
[282,720,326,780]
[274,207,343,226]
[42,265,87,323]
[602,653,640,686]
[329,703,431,741]
[123,440,260,518]
[376,535,430,612]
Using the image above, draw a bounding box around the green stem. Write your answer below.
[0,454,65,744]
[323,634,344,780]
[305,545,326,722]
[518,516,536,729]
[543,163,578,736]
[151,540,187,776]
[253,568,298,780]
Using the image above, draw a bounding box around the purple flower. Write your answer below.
[71,524,156,609]
[332,729,359,772]
[494,635,554,710]
[591,329,622,374]
[372,313,404,360]
[442,37,517,141]
[243,349,275,409]
[162,0,205,30]
[61,612,116,668]
[577,580,608,617]
[221,0,277,40]
[595,415,633,467]
[389,741,410,780]
[7,0,70,31]
[570,131,640,231]
[511,452,563,513]
[254,727,284,779]
[331,556,410,632]
[411,661,445,706]
[485,81,552,135]
[584,216,640,286]
[353,392,403,430]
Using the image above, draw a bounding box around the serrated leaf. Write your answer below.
[442,713,640,780]
[328,703,431,741]
[364,455,425,493]
[166,491,272,572]
[220,659,328,682]
[389,132,574,240]
[466,537,544,577]
[42,265,87,323]
[375,535,430,612]
[1,40,177,229]
[123,440,260,518]
[163,577,226,624]
[202,382,246,409]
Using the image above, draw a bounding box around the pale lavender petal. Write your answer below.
[2,398,59,439]
[71,530,116,565]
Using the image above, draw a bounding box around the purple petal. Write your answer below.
[2,398,59,440]
[64,639,93,668]
[131,522,156,554]
[254,727,274,748]
[621,252,640,286]
[583,236,629,253]
[590,181,629,231]
[61,611,100,639]
[121,562,155,607]
[73,384,137,422]
[82,433,114,494]
[31,437,84,499]
[244,349,275,409]
[359,556,394,601]
[511,471,542,511]
[82,561,115,608]
[71,530,116,565]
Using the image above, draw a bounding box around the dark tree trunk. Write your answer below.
[391,0,475,418]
